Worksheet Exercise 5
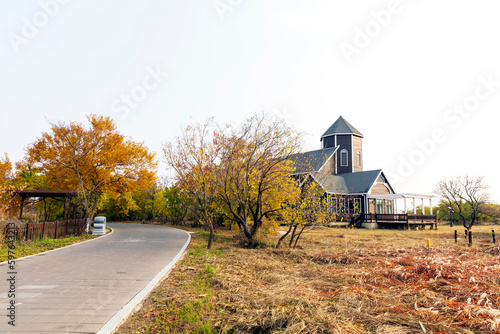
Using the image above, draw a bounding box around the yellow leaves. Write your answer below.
[0,153,12,185]
[23,114,157,218]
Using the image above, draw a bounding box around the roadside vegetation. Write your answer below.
[119,224,500,333]
[0,233,99,262]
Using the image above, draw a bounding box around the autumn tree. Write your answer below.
[213,114,302,246]
[25,114,156,222]
[164,119,220,249]
[0,153,13,217]
[435,176,488,230]
[277,180,333,248]
[163,184,191,225]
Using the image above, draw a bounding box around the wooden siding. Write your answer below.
[371,183,392,195]
[353,135,363,172]
[318,152,336,175]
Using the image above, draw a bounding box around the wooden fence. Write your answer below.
[2,219,87,241]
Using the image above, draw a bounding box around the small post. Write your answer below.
[454,230,458,243]
[19,196,25,220]
[493,230,496,244]
[468,230,472,246]
[427,239,431,249]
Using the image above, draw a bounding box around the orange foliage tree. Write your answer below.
[24,114,156,221]
[0,153,13,217]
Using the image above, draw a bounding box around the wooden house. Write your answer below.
[291,116,437,229]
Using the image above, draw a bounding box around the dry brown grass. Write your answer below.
[118,225,500,333]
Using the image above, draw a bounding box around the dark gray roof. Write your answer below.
[311,169,385,195]
[290,147,338,174]
[321,116,363,138]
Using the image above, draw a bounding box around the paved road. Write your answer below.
[0,223,190,334]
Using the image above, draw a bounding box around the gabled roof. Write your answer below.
[344,170,384,194]
[310,169,391,195]
[321,116,363,138]
[290,147,338,175]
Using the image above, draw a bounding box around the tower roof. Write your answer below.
[321,116,363,138]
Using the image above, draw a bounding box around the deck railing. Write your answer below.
[360,214,436,223]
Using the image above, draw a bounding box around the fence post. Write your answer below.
[468,230,472,246]
[42,221,46,239]
[454,230,457,243]
[493,230,496,244]
[25,223,30,241]
[55,221,58,239]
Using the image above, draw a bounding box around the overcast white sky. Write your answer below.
[1,0,500,203]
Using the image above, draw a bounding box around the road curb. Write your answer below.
[96,227,192,334]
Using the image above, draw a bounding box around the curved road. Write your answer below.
[0,223,190,334]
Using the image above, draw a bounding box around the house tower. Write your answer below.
[321,116,363,174]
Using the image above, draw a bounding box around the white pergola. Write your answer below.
[368,193,435,215]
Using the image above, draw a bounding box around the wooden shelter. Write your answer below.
[9,190,78,221]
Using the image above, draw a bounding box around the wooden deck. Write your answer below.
[355,214,437,229]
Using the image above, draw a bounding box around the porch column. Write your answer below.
[404,197,407,213]
[413,197,416,214]
[430,199,433,214]
[422,198,425,214]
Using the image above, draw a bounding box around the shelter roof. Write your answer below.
[11,190,78,198]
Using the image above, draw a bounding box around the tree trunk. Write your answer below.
[88,194,100,223]
[276,224,293,248]
[289,225,298,247]
[293,225,307,249]
[207,223,214,249]
[239,221,253,241]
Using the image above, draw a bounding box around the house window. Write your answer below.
[376,200,384,214]
[385,201,393,214]
[354,198,361,214]
[357,151,362,167]
[338,198,345,213]
[340,149,348,166]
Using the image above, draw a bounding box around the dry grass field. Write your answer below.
[118,224,500,334]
